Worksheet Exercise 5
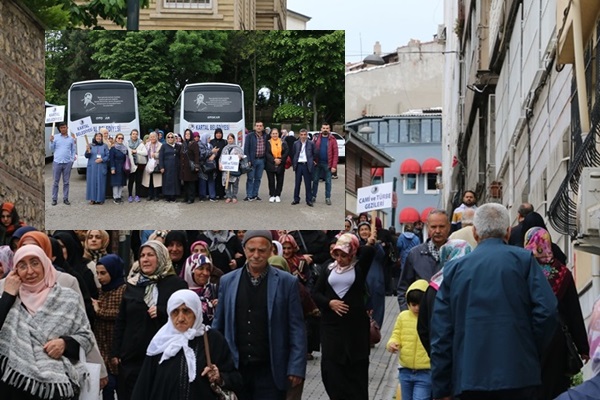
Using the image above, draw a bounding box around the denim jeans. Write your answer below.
[311,162,332,199]
[398,368,431,400]
[246,157,265,198]
[199,175,216,199]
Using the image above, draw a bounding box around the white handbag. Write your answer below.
[78,347,102,400]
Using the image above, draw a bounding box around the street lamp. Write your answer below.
[363,53,385,66]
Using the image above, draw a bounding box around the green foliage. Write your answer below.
[273,104,310,122]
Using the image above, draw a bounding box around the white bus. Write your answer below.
[68,80,140,173]
[174,83,246,147]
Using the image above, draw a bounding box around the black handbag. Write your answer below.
[560,316,583,376]
[202,159,217,173]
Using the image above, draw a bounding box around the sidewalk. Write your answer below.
[303,295,400,399]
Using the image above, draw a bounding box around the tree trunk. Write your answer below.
[312,91,318,130]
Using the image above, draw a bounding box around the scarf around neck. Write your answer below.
[146,289,206,382]
[205,231,234,254]
[114,142,128,154]
[127,240,176,307]
[270,137,282,158]
[429,239,472,290]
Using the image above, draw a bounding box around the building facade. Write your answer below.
[442,0,600,377]
[91,0,286,30]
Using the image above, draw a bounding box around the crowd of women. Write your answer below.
[84,126,298,205]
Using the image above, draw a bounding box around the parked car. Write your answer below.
[308,131,345,159]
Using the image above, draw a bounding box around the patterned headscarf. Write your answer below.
[524,227,570,297]
[429,239,473,290]
[181,253,213,292]
[127,240,176,307]
[0,245,14,277]
[589,295,600,376]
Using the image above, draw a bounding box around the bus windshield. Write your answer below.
[69,82,137,124]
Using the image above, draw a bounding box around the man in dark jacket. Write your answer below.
[292,129,315,207]
[397,210,449,311]
[310,122,338,206]
[507,202,534,246]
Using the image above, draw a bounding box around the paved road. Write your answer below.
[303,295,400,400]
[44,161,345,230]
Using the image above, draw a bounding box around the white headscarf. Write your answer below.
[146,289,206,382]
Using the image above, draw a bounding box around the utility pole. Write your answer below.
[127,0,139,30]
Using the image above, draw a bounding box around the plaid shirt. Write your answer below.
[245,264,269,286]
[255,133,265,158]
[93,284,126,375]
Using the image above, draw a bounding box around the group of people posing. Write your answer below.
[50,121,340,207]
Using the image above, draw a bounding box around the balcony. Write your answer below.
[556,0,600,64]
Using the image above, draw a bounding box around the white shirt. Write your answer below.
[298,141,307,163]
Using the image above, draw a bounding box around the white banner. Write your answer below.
[45,106,65,124]
[356,182,394,213]
[70,117,94,137]
[220,155,239,172]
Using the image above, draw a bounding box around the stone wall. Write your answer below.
[0,0,45,229]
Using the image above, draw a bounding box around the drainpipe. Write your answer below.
[572,0,590,138]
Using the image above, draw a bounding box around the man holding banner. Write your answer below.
[49,122,76,206]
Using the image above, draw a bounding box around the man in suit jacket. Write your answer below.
[507,202,534,246]
[431,203,557,400]
[291,129,315,207]
[212,230,306,400]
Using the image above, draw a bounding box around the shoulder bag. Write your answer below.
[559,315,583,376]
[78,347,102,400]
[123,151,131,173]
[203,332,238,400]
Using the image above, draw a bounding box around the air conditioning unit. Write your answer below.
[577,168,600,237]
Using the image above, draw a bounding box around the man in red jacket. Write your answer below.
[311,122,338,206]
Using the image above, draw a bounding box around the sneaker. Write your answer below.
[326,198,332,205]
[128,196,133,203]
[113,199,119,204]
[332,175,338,179]
[248,197,255,202]
[275,196,281,203]
[243,197,251,201]
[209,198,217,202]
[255,197,262,201]
[307,202,314,207]
[51,199,57,206]
[134,196,140,202]
[269,196,275,203]
[63,199,70,205]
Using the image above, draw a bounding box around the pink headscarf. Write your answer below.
[189,240,209,254]
[279,234,299,252]
[14,245,57,315]
[333,233,360,257]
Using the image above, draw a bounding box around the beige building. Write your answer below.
[286,9,310,30]
[91,0,287,30]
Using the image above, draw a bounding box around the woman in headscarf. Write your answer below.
[219,133,245,203]
[417,239,473,356]
[159,132,181,203]
[82,229,110,296]
[0,245,13,278]
[197,230,244,275]
[180,128,200,204]
[265,128,289,203]
[312,233,376,400]
[85,131,110,205]
[355,222,386,329]
[189,240,222,285]
[8,225,36,251]
[181,254,218,326]
[339,216,357,237]
[512,211,568,264]
[54,230,97,300]
[210,128,228,200]
[198,132,218,202]
[279,233,312,285]
[109,132,130,204]
[164,230,190,276]
[94,254,127,400]
[111,240,187,400]
[0,202,25,246]
[524,227,589,399]
[127,129,147,203]
[555,295,600,399]
[142,132,163,201]
[131,289,242,400]
[0,245,94,400]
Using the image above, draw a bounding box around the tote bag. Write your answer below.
[78,347,101,400]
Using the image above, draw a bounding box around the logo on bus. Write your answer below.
[82,92,96,109]
[195,93,207,111]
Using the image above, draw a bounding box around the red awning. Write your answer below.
[400,159,421,174]
[421,207,435,222]
[421,158,442,174]
[399,207,420,224]
[371,167,384,177]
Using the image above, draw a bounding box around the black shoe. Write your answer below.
[147,196,153,201]
[243,197,251,201]
[255,197,262,201]
[154,197,160,202]
[307,202,314,207]
[291,201,299,205]
[63,199,70,205]
[187,200,193,204]
[51,200,57,206]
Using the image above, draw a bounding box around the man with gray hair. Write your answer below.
[508,202,534,246]
[430,203,558,400]
[448,208,477,248]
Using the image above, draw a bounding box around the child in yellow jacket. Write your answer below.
[387,279,430,400]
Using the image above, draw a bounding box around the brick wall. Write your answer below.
[0,0,45,229]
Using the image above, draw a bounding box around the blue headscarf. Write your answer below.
[98,254,125,292]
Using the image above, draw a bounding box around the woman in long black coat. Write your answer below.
[312,233,375,400]
[180,129,200,204]
[159,133,181,202]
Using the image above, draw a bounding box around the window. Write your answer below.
[164,0,211,8]
[421,119,432,143]
[399,120,409,143]
[378,121,388,144]
[388,119,399,143]
[368,122,378,144]
[403,174,418,194]
[409,120,421,143]
[425,173,438,193]
[432,119,442,142]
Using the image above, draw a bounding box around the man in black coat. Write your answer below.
[508,202,534,246]
[291,129,315,207]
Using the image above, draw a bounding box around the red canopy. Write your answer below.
[421,207,435,222]
[400,159,421,175]
[421,158,442,174]
[399,207,420,224]
[371,167,384,177]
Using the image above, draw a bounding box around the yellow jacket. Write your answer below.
[386,279,430,369]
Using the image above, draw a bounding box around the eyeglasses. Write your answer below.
[16,258,43,273]
[116,137,124,140]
